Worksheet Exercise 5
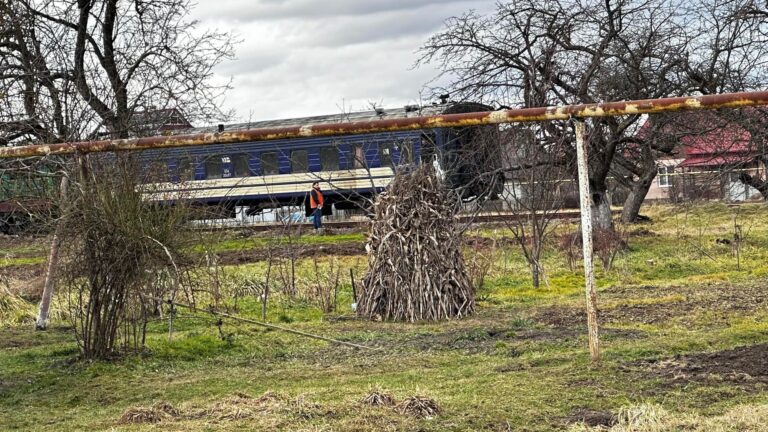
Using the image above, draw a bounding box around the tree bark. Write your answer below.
[530,263,540,289]
[739,172,768,200]
[591,188,613,231]
[621,172,656,223]
[35,175,68,330]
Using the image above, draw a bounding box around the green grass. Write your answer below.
[2,202,768,431]
[196,232,366,253]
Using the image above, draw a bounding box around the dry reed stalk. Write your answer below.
[358,166,474,322]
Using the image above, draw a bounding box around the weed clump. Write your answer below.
[395,395,441,418]
[117,401,179,424]
[360,388,397,407]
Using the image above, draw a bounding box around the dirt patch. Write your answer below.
[0,326,74,350]
[0,234,46,252]
[559,408,617,428]
[394,325,643,355]
[215,242,365,265]
[624,343,768,390]
[533,282,768,328]
[628,228,658,237]
[533,302,687,327]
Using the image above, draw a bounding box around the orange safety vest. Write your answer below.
[310,189,324,209]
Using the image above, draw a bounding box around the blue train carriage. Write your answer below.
[0,163,57,234]
[136,102,503,219]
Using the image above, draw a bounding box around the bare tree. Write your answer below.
[418,0,767,226]
[6,0,236,140]
[493,125,571,288]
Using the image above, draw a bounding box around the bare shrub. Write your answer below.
[465,243,493,297]
[59,156,199,359]
[561,227,628,272]
[308,257,341,313]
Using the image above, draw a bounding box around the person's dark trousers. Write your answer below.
[313,208,323,230]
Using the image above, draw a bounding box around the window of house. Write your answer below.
[261,152,279,175]
[291,150,309,173]
[658,165,673,187]
[378,143,393,167]
[205,156,224,179]
[353,144,366,169]
[232,154,250,177]
[320,147,338,171]
[176,157,196,181]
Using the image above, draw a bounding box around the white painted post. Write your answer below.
[36,175,69,330]
[574,119,600,363]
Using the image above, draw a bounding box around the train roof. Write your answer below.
[172,103,451,136]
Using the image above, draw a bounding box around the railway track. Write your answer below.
[196,208,623,232]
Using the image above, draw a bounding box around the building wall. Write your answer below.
[645,158,684,201]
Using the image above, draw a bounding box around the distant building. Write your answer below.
[129,108,193,137]
[643,111,766,202]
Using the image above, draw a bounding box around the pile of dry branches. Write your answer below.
[357,165,474,321]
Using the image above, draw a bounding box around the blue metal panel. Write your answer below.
[338,144,352,169]
[308,148,321,172]
[168,159,179,182]
[194,157,204,180]
[433,128,445,150]
[364,142,378,168]
[278,150,291,174]
[249,153,261,176]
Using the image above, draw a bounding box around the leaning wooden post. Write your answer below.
[574,119,600,363]
[35,174,69,330]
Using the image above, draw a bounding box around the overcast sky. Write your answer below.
[192,0,496,122]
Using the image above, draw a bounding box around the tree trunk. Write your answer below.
[739,172,768,200]
[531,263,540,289]
[621,174,656,223]
[591,188,613,231]
[35,175,69,330]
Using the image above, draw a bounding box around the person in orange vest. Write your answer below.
[309,182,324,231]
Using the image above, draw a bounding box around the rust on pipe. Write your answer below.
[2,91,768,159]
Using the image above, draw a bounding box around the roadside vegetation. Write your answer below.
[1,202,768,431]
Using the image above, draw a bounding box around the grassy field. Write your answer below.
[1,202,768,431]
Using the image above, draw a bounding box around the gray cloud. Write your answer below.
[195,0,489,22]
[193,0,496,121]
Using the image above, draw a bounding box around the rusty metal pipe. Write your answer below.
[2,91,768,159]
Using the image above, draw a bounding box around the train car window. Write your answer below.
[176,157,196,181]
[378,143,393,167]
[232,154,250,177]
[320,147,338,171]
[399,141,414,164]
[205,156,224,179]
[146,160,170,182]
[291,150,309,173]
[261,152,279,175]
[353,144,366,169]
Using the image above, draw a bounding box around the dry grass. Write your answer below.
[117,401,179,424]
[395,396,441,419]
[568,403,768,432]
[360,388,397,407]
